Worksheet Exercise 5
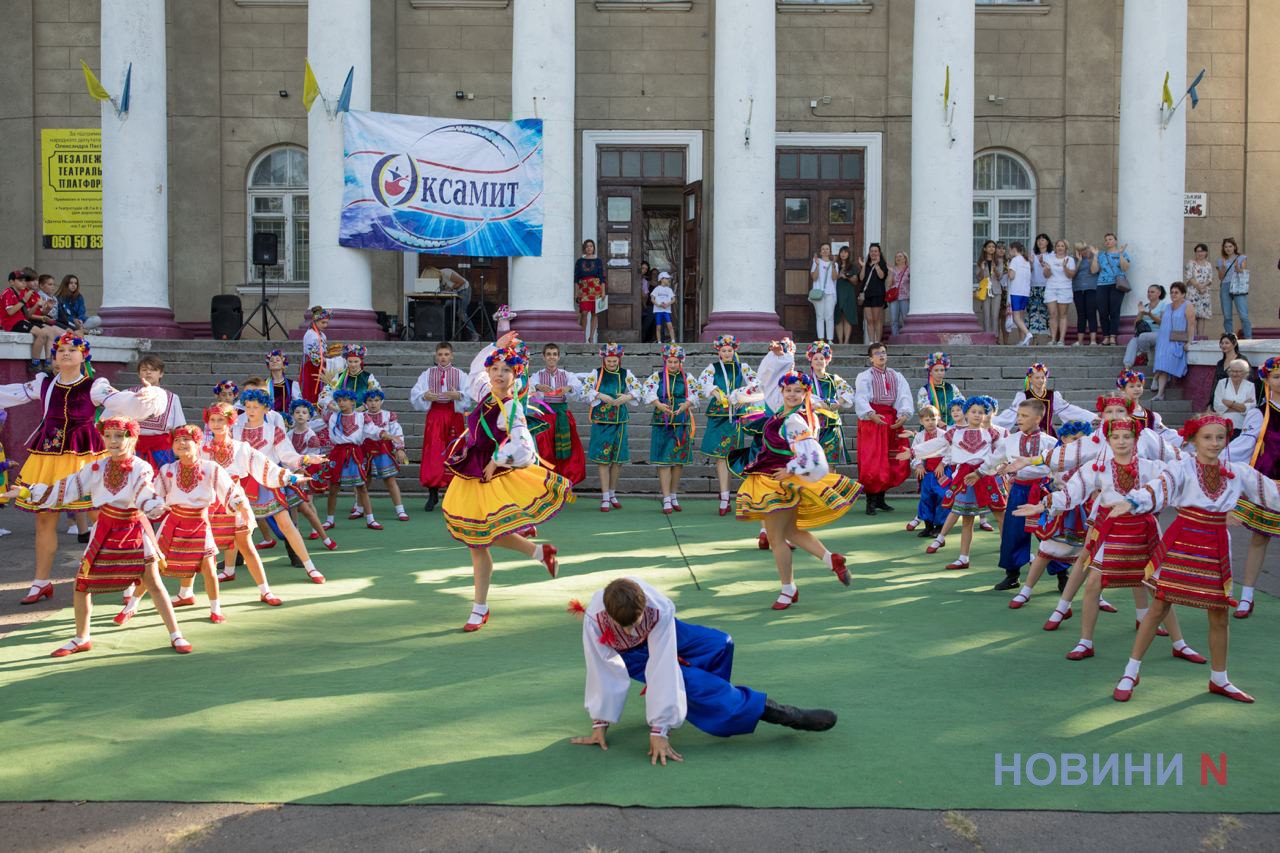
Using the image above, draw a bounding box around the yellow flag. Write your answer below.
[81,60,110,102]
[1161,71,1173,109]
[303,59,321,112]
[944,64,951,106]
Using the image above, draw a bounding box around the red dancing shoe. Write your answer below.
[1043,608,1073,630]
[366,520,383,530]
[348,508,364,520]
[1208,680,1255,703]
[322,520,335,531]
[1112,674,1140,702]
[1098,599,1118,614]
[521,526,537,539]
[121,588,133,605]
[260,592,283,606]
[599,501,611,513]
[19,584,53,605]
[113,608,135,626]
[978,520,995,533]
[210,612,226,624]
[217,569,235,583]
[1136,619,1169,637]
[397,511,410,522]
[1066,644,1095,661]
[307,569,326,584]
[1233,600,1254,619]
[772,589,799,611]
[718,502,730,517]
[257,538,276,550]
[50,639,92,658]
[171,638,193,654]
[540,544,559,579]
[672,501,682,512]
[830,553,850,587]
[323,538,338,551]
[758,532,770,550]
[944,559,970,570]
[1008,592,1030,609]
[171,595,196,607]
[925,538,944,554]
[905,519,921,531]
[1172,646,1207,664]
[663,504,673,515]
[308,531,321,540]
[610,496,621,509]
[463,609,490,633]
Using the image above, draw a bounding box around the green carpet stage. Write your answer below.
[0,502,1274,811]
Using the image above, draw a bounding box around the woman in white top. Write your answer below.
[809,243,838,341]
[1041,239,1077,346]
[1184,242,1214,339]
[1006,241,1033,346]
[1213,358,1257,436]
[1026,233,1053,343]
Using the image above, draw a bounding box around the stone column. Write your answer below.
[1117,0,1187,319]
[306,0,382,339]
[700,0,786,342]
[898,0,988,344]
[97,0,182,338]
[509,0,580,341]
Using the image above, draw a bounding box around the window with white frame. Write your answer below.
[972,150,1035,261]
[247,147,309,284]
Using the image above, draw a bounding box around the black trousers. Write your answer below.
[1096,285,1125,336]
[1073,290,1099,334]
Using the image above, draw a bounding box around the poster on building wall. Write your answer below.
[40,128,103,250]
[339,110,543,256]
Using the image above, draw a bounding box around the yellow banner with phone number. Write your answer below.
[40,128,103,250]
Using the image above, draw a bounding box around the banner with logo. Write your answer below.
[339,110,543,256]
[40,128,103,250]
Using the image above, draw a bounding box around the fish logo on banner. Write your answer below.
[340,111,544,257]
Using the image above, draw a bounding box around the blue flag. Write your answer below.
[118,62,132,115]
[1187,68,1206,109]
[336,67,354,114]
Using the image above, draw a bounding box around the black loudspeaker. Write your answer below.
[210,294,243,341]
[252,232,279,266]
[411,299,448,341]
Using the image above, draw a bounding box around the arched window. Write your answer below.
[972,150,1035,261]
[247,147,309,283]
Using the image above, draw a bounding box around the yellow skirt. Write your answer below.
[736,471,862,530]
[443,464,574,547]
[14,450,105,512]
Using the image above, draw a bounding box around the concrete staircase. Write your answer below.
[138,340,1194,496]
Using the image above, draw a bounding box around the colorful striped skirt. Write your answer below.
[1234,497,1280,538]
[209,488,250,552]
[736,471,863,530]
[157,505,216,580]
[363,439,401,480]
[1085,509,1161,589]
[1144,508,1233,609]
[135,433,176,475]
[325,443,369,489]
[942,462,1007,516]
[75,505,153,594]
[442,463,573,547]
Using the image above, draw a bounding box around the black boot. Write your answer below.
[918,523,938,538]
[424,488,439,512]
[1057,572,1069,594]
[993,572,1020,591]
[865,493,878,516]
[285,540,303,568]
[876,494,894,512]
[235,551,245,568]
[761,698,838,732]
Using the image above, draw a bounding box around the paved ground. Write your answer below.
[2,504,1277,852]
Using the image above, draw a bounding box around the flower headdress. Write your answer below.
[343,344,367,361]
[309,306,331,322]
[171,424,205,443]
[661,344,685,361]
[711,334,739,351]
[1095,394,1132,414]
[807,340,833,361]
[1257,357,1280,383]
[778,371,818,432]
[1116,369,1145,389]
[962,395,998,414]
[1101,417,1141,440]
[50,330,91,372]
[1058,420,1094,439]
[289,399,319,418]
[237,389,272,409]
[360,388,386,403]
[599,343,625,359]
[265,349,289,367]
[202,402,238,425]
[97,416,139,438]
[1180,413,1233,442]
[212,379,239,397]
[925,351,951,371]
[484,344,529,375]
[1024,362,1050,391]
[331,388,361,404]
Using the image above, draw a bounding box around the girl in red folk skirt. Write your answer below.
[1105,414,1280,704]
[736,341,862,610]
[411,341,468,512]
[5,417,193,657]
[118,424,250,625]
[1014,417,1203,666]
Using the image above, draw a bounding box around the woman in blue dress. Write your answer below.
[1152,282,1196,402]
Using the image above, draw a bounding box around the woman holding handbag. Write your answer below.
[1091,233,1131,345]
[809,243,838,341]
[1216,237,1251,338]
[858,243,889,345]
[974,240,1000,337]
[574,239,606,344]
[1152,282,1197,402]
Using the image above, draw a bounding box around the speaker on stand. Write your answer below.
[238,233,289,339]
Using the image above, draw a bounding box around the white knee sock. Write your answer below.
[1048,598,1071,623]
[209,599,222,615]
[258,582,271,595]
[1123,657,1142,680]
[1017,585,1033,600]
[532,544,545,562]
[178,585,194,598]
[1240,586,1255,603]
[821,551,834,567]
[122,596,141,615]
[1135,606,1149,621]
[1075,638,1094,650]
